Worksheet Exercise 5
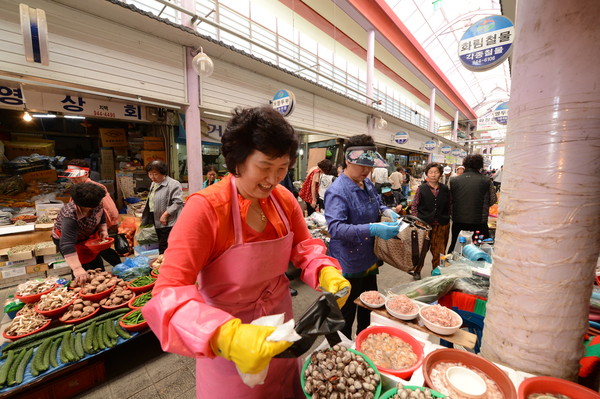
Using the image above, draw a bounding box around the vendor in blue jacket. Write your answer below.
[324,134,400,338]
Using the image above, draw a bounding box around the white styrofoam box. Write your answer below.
[43,254,65,264]
[0,257,38,268]
[49,261,69,270]
[1,266,27,279]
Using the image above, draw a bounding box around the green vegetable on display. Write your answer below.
[120,309,145,325]
[132,291,153,307]
[129,276,156,287]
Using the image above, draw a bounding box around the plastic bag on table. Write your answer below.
[115,233,130,256]
[112,256,151,280]
[385,268,471,303]
[453,276,490,298]
[275,289,346,358]
[135,224,158,245]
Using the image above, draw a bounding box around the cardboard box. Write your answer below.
[141,150,166,166]
[143,137,165,150]
[27,263,48,274]
[0,257,38,268]
[1,266,27,279]
[35,242,57,256]
[35,200,65,218]
[21,169,58,184]
[100,147,115,180]
[3,140,55,159]
[99,128,127,147]
[49,260,69,270]
[7,249,34,262]
[43,254,65,264]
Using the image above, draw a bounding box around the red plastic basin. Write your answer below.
[518,376,600,399]
[355,325,424,380]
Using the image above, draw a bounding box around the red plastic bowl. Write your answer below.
[35,296,77,318]
[126,278,156,294]
[60,306,100,324]
[84,237,114,253]
[355,325,424,380]
[119,309,148,332]
[79,285,114,302]
[423,348,517,399]
[2,318,51,341]
[518,376,600,399]
[15,284,57,304]
[150,269,159,278]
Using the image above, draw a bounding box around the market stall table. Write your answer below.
[354,298,477,350]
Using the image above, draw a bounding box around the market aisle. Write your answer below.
[73,257,431,398]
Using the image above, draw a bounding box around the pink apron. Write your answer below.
[195,176,304,398]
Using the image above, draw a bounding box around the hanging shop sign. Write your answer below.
[20,4,49,65]
[492,101,509,125]
[271,89,295,117]
[202,118,226,142]
[0,84,148,121]
[452,148,461,157]
[458,15,514,72]
[441,145,452,154]
[477,113,503,131]
[460,150,468,158]
[424,140,436,151]
[394,131,409,145]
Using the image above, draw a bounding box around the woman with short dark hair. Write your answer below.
[142,106,350,398]
[141,160,183,254]
[202,166,220,189]
[52,183,109,286]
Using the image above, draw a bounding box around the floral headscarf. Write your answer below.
[345,146,388,168]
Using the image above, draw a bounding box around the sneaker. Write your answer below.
[290,288,298,297]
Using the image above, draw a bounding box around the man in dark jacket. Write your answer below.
[448,154,497,253]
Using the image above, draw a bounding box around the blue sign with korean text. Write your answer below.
[272,89,296,117]
[394,131,409,145]
[460,150,467,158]
[441,145,451,154]
[458,15,514,71]
[452,148,461,157]
[493,101,509,125]
[424,140,436,151]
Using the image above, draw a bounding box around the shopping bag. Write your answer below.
[134,224,158,245]
[374,215,431,273]
[114,233,131,256]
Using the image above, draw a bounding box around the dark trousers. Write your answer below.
[100,248,122,266]
[340,274,377,339]
[306,202,317,216]
[156,226,173,254]
[448,221,491,254]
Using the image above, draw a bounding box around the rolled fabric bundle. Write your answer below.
[462,244,493,263]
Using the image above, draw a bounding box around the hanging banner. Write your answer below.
[477,113,503,131]
[458,15,514,71]
[452,148,461,157]
[272,89,295,116]
[460,150,468,158]
[424,140,436,151]
[20,4,49,65]
[493,101,509,125]
[441,145,452,154]
[394,131,409,145]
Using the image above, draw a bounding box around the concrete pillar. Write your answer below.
[480,0,600,379]
[367,30,375,135]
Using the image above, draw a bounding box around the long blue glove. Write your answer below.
[369,222,400,240]
[382,209,399,222]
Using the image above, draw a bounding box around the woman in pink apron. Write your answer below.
[143,106,351,398]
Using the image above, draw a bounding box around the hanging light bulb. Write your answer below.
[192,49,214,78]
[23,110,32,122]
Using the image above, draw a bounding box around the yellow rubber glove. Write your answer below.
[318,266,351,308]
[210,318,293,374]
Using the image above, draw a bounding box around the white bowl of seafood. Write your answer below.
[418,304,462,335]
[385,294,420,321]
[360,290,386,308]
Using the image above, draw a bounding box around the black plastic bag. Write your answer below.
[115,233,130,256]
[275,289,347,358]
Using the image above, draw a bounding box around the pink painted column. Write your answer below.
[366,29,375,135]
[181,0,204,193]
[480,0,600,379]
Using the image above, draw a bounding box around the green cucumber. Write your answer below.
[7,349,26,386]
[74,332,84,359]
[33,338,51,373]
[14,347,33,385]
[59,332,71,364]
[83,322,96,354]
[0,350,15,385]
[115,322,131,340]
[73,308,129,331]
[105,319,119,340]
[1,325,72,356]
[96,324,106,350]
[49,338,60,368]
[65,333,75,362]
